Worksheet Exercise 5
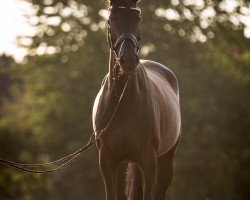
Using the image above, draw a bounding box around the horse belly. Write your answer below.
[149,72,181,156]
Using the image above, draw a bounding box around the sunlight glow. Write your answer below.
[183,0,205,9]
[155,8,180,21]
[244,27,250,38]
[0,0,249,62]
[219,0,239,13]
[200,7,216,19]
[0,0,36,62]
[99,9,109,20]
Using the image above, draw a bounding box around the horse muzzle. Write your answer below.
[115,52,139,76]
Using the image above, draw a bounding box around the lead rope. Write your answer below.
[0,77,130,174]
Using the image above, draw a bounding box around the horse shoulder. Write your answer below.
[140,59,179,98]
[92,74,109,132]
[140,59,181,155]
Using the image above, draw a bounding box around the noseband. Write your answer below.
[107,7,141,78]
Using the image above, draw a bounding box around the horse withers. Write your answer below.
[92,0,181,199]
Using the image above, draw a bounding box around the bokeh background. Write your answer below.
[0,0,249,199]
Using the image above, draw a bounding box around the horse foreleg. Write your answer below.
[99,148,116,200]
[141,149,157,200]
[155,137,180,200]
[125,163,143,200]
[154,153,174,200]
[116,163,127,200]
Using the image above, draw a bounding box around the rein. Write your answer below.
[0,6,139,174]
[0,78,130,173]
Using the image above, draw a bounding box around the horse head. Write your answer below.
[108,0,141,76]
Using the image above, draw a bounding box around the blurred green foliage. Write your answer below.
[0,0,250,199]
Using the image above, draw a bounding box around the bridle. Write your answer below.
[107,6,141,79]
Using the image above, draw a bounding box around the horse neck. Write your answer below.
[108,50,143,99]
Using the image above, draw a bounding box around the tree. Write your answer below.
[1,0,249,199]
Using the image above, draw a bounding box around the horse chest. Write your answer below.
[100,126,154,162]
[102,104,154,141]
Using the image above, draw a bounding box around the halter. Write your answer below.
[107,6,141,79]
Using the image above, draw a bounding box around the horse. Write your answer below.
[92,0,181,199]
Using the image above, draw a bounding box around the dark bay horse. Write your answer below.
[92,0,181,199]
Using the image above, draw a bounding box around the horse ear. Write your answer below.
[109,0,114,6]
[132,0,140,7]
